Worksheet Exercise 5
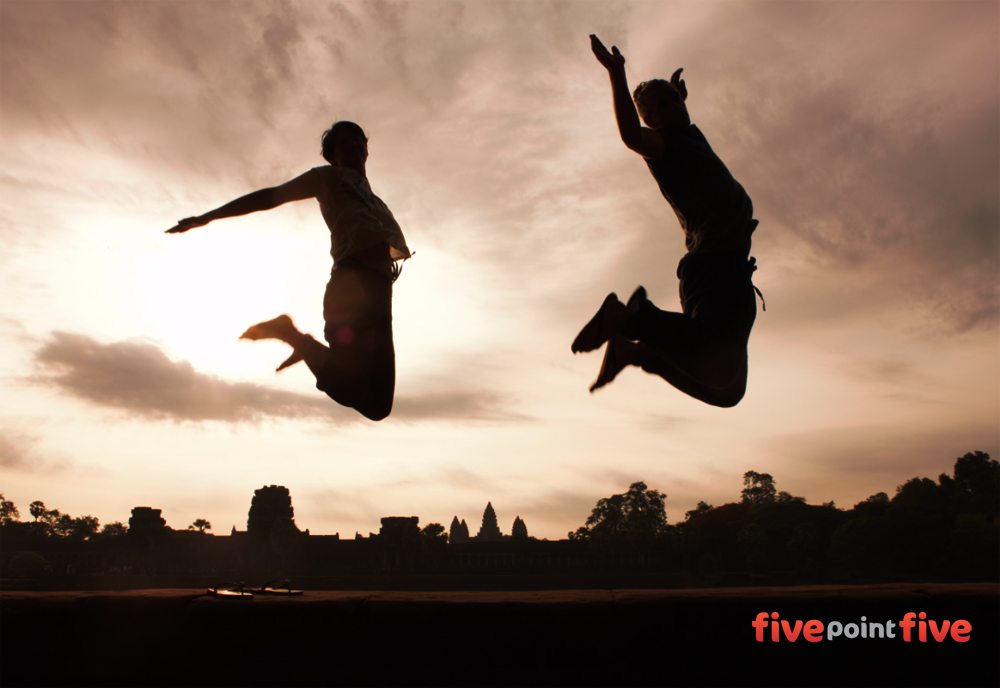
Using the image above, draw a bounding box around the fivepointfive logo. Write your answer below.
[752,612,972,643]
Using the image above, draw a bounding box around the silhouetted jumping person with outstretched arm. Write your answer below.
[573,35,764,408]
[167,121,410,421]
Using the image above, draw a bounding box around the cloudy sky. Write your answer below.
[1,0,997,540]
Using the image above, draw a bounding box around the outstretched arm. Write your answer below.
[590,34,664,160]
[166,169,321,234]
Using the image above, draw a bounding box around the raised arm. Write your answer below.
[590,34,664,160]
[166,169,321,234]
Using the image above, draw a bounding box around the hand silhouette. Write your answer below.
[166,216,208,234]
[590,34,625,72]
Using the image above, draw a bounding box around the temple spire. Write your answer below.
[476,502,502,541]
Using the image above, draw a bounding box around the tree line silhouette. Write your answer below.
[567,451,997,583]
[1,450,996,584]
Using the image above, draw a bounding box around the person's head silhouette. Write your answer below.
[321,121,369,172]
[632,72,689,129]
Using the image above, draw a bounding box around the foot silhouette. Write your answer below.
[572,293,628,354]
[240,314,297,342]
[276,349,304,372]
[590,336,629,392]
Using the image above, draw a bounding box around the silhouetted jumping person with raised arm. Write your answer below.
[167,121,410,421]
[573,35,763,408]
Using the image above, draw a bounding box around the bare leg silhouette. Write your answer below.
[240,251,396,422]
[577,273,756,408]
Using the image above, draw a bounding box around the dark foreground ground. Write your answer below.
[2,583,996,687]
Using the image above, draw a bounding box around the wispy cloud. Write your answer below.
[0,422,75,474]
[508,487,609,537]
[673,1,1000,332]
[0,426,39,471]
[392,390,530,423]
[765,421,1000,507]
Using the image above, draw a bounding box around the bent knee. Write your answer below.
[358,405,392,422]
[705,389,745,408]
[697,366,747,408]
[357,397,393,422]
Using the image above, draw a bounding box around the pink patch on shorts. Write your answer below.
[336,326,356,344]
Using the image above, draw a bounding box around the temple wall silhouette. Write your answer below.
[0,520,692,592]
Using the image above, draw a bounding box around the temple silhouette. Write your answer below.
[448,502,527,543]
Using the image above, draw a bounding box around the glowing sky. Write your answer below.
[1,0,997,539]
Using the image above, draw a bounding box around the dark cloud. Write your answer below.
[31,331,520,424]
[32,331,348,423]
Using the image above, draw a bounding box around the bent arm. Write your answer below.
[166,169,320,234]
[590,34,664,160]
